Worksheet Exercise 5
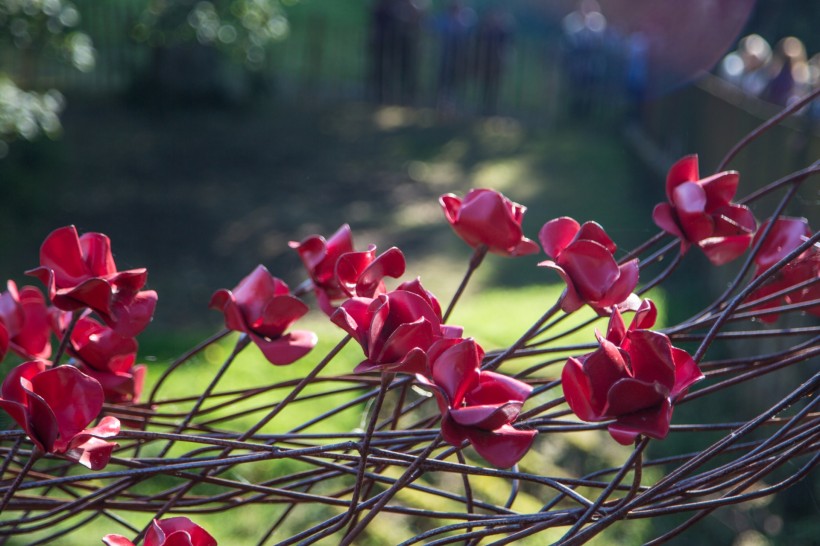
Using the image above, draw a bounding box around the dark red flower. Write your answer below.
[746,217,819,323]
[331,279,462,374]
[70,316,145,404]
[0,361,120,469]
[289,224,406,315]
[538,217,640,313]
[27,226,158,337]
[440,189,540,257]
[420,338,536,468]
[0,322,7,363]
[0,281,59,360]
[562,300,703,445]
[652,155,756,265]
[103,517,217,546]
[210,265,317,365]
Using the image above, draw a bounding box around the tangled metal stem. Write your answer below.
[0,98,818,545]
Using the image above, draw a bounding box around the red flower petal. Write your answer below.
[558,240,621,302]
[608,398,673,444]
[335,246,378,296]
[31,366,104,444]
[249,329,317,365]
[439,193,462,226]
[37,226,89,287]
[465,425,537,468]
[561,356,600,422]
[665,155,699,201]
[107,289,156,338]
[583,340,629,411]
[604,377,667,417]
[466,370,533,406]
[597,259,639,310]
[630,299,658,331]
[375,319,436,365]
[440,413,468,446]
[538,261,584,313]
[353,247,406,298]
[538,217,580,259]
[330,297,374,347]
[699,234,754,266]
[102,535,135,546]
[209,289,247,334]
[652,202,685,239]
[753,217,812,274]
[78,233,117,278]
[450,401,523,430]
[576,221,617,254]
[53,277,114,313]
[670,347,703,399]
[672,182,713,243]
[429,338,481,406]
[257,295,309,338]
[0,322,7,362]
[700,170,740,210]
[624,330,676,389]
[150,518,217,546]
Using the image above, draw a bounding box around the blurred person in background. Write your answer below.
[764,36,808,106]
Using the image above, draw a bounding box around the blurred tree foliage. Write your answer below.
[0,0,94,154]
[132,0,292,69]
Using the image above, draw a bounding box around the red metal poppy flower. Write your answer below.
[26,226,158,337]
[0,361,120,469]
[652,155,756,265]
[562,300,703,445]
[289,224,406,315]
[209,265,317,365]
[70,316,145,404]
[0,281,59,360]
[440,189,540,257]
[103,517,217,546]
[746,217,819,323]
[331,279,462,374]
[421,338,536,468]
[538,217,640,313]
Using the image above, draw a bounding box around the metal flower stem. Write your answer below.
[0,448,40,514]
[156,333,251,458]
[147,328,231,403]
[301,372,393,544]
[51,311,80,366]
[483,289,566,371]
[131,335,352,543]
[443,244,488,323]
[715,86,820,172]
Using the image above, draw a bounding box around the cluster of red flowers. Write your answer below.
[0,225,160,470]
[0,152,814,543]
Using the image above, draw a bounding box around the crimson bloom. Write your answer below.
[289,224,406,315]
[103,517,217,546]
[209,265,317,365]
[538,217,639,313]
[562,300,703,445]
[70,316,145,404]
[440,189,540,257]
[421,338,536,468]
[0,281,59,360]
[27,226,158,337]
[652,155,756,265]
[746,217,819,323]
[331,279,462,374]
[0,361,120,469]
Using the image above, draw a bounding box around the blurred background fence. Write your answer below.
[5,0,818,188]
